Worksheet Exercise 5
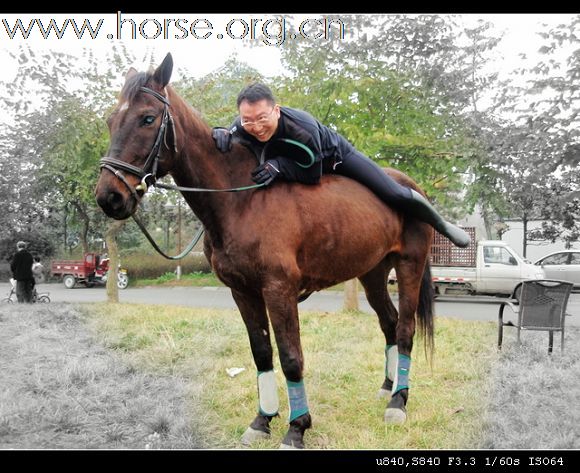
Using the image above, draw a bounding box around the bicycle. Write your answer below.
[2,279,50,303]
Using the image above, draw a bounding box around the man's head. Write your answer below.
[237,83,280,143]
[16,241,27,250]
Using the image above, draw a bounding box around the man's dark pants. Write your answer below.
[16,279,34,303]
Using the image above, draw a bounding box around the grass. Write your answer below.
[481,327,580,449]
[4,301,578,450]
[131,271,224,288]
[88,303,498,449]
[131,271,399,294]
[0,303,205,449]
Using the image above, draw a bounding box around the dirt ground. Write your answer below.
[0,303,206,449]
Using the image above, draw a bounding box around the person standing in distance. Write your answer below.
[32,256,45,285]
[10,241,34,303]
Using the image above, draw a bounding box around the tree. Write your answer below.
[527,170,580,248]
[488,15,580,251]
[175,55,264,126]
[0,230,55,263]
[36,95,110,253]
[492,126,547,257]
[0,45,141,256]
[276,14,499,219]
[462,114,512,238]
[456,20,512,237]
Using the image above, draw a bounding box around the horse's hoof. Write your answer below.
[279,440,303,449]
[384,407,407,424]
[377,388,391,399]
[378,378,393,399]
[240,427,270,445]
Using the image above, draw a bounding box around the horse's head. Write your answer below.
[95,53,177,220]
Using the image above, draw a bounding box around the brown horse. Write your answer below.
[95,53,435,449]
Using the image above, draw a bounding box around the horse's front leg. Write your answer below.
[231,288,279,446]
[263,284,312,449]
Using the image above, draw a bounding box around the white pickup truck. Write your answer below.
[430,238,545,296]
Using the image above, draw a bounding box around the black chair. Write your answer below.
[498,279,573,353]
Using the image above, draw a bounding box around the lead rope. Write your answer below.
[131,179,267,261]
[154,181,266,193]
[132,213,205,261]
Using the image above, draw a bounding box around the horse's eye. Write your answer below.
[142,115,156,126]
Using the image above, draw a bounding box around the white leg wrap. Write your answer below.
[387,345,399,383]
[258,370,279,416]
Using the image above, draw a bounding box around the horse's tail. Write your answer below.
[417,261,435,359]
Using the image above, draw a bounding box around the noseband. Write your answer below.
[100,86,176,199]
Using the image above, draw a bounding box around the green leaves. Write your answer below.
[0,45,136,251]
[274,15,485,219]
[485,15,580,249]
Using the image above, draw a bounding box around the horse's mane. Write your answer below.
[120,70,154,103]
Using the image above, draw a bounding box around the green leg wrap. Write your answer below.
[286,379,309,422]
[393,354,411,395]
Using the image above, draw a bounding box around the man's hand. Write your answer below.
[251,160,281,186]
[211,127,233,152]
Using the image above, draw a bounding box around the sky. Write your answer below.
[0,12,293,83]
[0,13,576,106]
[0,13,576,78]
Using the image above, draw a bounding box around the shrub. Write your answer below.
[121,252,211,279]
[0,231,55,263]
[0,262,10,282]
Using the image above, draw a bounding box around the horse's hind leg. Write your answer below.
[384,254,426,424]
[231,289,278,446]
[358,262,398,400]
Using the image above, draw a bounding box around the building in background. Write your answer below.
[455,204,574,262]
[501,220,580,263]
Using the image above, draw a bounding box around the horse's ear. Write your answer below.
[125,67,138,81]
[153,53,173,88]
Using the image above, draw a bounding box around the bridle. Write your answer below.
[98,86,264,260]
[100,86,197,260]
[100,86,176,200]
[100,85,267,196]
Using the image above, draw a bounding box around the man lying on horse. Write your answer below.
[212,83,469,248]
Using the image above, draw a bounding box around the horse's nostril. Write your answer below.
[107,192,124,210]
[96,191,124,212]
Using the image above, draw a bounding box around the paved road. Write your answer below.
[3,282,580,326]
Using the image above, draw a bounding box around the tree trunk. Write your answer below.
[73,203,91,254]
[105,219,126,303]
[522,215,528,259]
[343,279,359,311]
[63,208,69,254]
[482,208,494,239]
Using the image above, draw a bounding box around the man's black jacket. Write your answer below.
[230,107,355,184]
[11,249,34,281]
